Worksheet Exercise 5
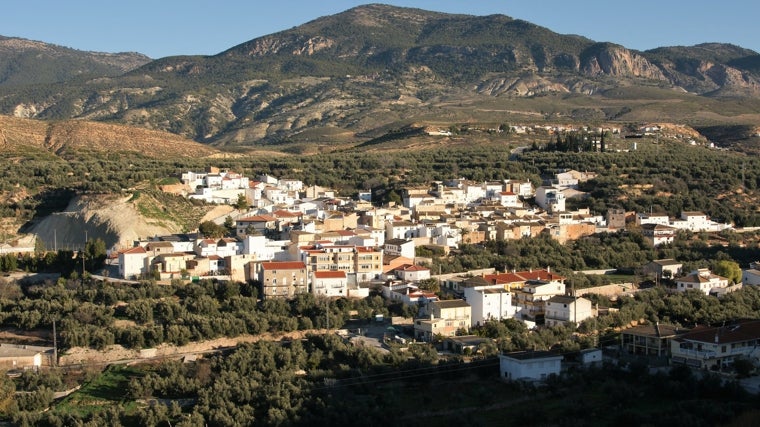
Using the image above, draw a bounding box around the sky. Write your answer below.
[2,1,758,59]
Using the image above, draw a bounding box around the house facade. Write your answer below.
[499,351,563,382]
[119,246,147,279]
[311,270,347,297]
[258,261,308,299]
[675,269,729,295]
[621,323,682,358]
[670,319,760,370]
[544,296,593,328]
[641,223,676,247]
[643,259,683,280]
[414,299,472,342]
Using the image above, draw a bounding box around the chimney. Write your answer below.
[547,266,551,274]
[654,321,661,338]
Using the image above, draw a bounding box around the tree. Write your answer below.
[234,193,249,211]
[417,278,440,293]
[223,216,235,233]
[85,238,107,271]
[712,260,741,284]
[0,374,14,416]
[199,220,226,238]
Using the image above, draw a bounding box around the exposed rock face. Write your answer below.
[582,44,666,80]
[477,75,570,96]
[30,195,179,251]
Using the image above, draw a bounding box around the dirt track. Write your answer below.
[59,330,316,366]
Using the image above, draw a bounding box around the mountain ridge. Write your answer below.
[0,4,758,147]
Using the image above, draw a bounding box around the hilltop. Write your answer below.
[0,35,150,87]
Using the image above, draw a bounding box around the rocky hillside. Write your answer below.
[0,5,758,147]
[30,189,227,251]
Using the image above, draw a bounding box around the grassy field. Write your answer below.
[55,365,142,417]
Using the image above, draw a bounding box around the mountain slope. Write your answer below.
[0,4,758,147]
[0,36,151,87]
[0,114,219,158]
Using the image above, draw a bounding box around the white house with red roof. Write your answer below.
[311,270,348,297]
[675,269,730,295]
[118,246,148,279]
[393,264,431,282]
[194,239,218,257]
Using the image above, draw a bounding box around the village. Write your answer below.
[77,166,758,385]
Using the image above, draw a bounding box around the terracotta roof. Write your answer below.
[237,215,276,222]
[678,271,727,283]
[676,320,760,345]
[261,261,306,270]
[313,271,347,279]
[483,272,526,284]
[273,210,301,218]
[121,246,146,254]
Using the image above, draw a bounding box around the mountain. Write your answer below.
[0,4,759,147]
[0,36,151,87]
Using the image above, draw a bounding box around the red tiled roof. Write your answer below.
[516,270,565,282]
[484,272,526,284]
[237,215,276,222]
[261,261,306,270]
[273,210,301,218]
[121,246,146,254]
[313,271,347,279]
[677,320,760,345]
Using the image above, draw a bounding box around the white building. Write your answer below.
[384,238,416,260]
[460,276,515,327]
[675,269,730,295]
[311,270,348,297]
[499,351,563,382]
[394,264,431,282]
[535,186,565,213]
[742,269,760,286]
[118,246,147,279]
[635,212,671,227]
[544,296,594,328]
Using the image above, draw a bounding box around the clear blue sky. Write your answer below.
[2,1,758,59]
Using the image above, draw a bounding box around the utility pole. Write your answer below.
[52,318,57,367]
[325,297,329,332]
